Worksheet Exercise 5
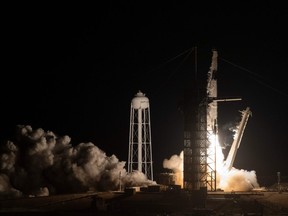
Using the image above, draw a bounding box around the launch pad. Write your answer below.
[1,190,287,215]
[180,48,249,208]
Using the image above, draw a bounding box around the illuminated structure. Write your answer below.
[183,79,207,192]
[128,91,153,180]
[183,49,241,194]
[205,50,241,190]
[182,49,209,192]
[224,107,252,171]
[182,50,218,192]
[205,50,218,191]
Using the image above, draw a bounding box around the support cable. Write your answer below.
[220,57,288,97]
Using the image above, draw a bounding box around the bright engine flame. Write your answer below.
[163,132,259,192]
[207,133,259,191]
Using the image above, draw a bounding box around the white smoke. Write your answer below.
[0,173,22,198]
[163,150,259,192]
[163,151,183,187]
[218,168,259,191]
[0,125,156,198]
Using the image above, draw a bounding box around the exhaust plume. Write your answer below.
[163,150,259,192]
[163,151,183,188]
[0,125,156,198]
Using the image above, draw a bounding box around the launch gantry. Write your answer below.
[183,49,241,193]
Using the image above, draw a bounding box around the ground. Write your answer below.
[0,191,287,215]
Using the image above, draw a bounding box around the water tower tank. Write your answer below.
[131,91,149,109]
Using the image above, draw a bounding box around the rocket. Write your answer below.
[207,49,218,137]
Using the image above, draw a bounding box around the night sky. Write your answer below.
[1,3,287,186]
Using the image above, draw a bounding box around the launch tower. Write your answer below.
[183,49,218,192]
[183,49,241,195]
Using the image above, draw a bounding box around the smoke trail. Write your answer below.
[0,125,156,198]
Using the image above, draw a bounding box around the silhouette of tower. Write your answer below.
[128,90,153,180]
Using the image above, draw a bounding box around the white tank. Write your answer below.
[131,91,149,109]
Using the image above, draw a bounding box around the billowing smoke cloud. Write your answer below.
[0,173,22,198]
[0,125,156,198]
[163,150,260,192]
[218,168,259,191]
[163,151,183,187]
[219,122,236,149]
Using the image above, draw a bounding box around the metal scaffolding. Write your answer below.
[183,83,208,191]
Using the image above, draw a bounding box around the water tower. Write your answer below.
[128,90,153,180]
